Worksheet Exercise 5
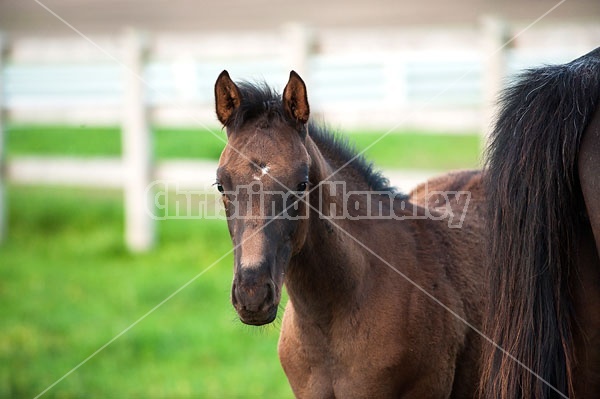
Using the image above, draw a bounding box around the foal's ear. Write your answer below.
[214,70,241,126]
[283,71,310,124]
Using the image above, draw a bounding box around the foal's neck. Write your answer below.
[285,137,372,325]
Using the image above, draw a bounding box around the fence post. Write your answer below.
[481,16,509,144]
[283,23,313,80]
[0,34,7,243]
[122,28,154,252]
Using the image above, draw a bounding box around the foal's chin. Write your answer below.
[237,305,279,326]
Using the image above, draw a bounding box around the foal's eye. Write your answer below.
[296,182,308,192]
[215,183,224,194]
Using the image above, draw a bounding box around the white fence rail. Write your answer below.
[1,22,599,250]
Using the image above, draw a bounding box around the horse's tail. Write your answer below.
[481,47,600,399]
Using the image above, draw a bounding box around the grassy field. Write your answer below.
[5,124,483,171]
[1,186,292,398]
[1,125,482,398]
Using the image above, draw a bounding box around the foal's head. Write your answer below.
[214,71,312,325]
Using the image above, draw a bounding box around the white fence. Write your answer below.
[1,22,599,250]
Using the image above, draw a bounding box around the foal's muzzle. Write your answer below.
[231,267,278,325]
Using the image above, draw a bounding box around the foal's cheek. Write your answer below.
[226,218,241,246]
[223,196,237,219]
[291,218,309,253]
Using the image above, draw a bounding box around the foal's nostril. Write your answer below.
[232,279,276,311]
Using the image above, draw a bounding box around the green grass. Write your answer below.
[0,186,292,398]
[6,124,483,171]
[5,125,227,161]
[349,131,482,170]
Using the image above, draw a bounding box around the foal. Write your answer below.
[214,70,485,398]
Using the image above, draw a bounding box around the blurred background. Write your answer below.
[1,0,599,397]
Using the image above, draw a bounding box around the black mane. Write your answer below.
[230,81,399,194]
[308,123,398,193]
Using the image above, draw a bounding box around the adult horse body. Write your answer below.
[214,71,485,398]
[481,47,600,398]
